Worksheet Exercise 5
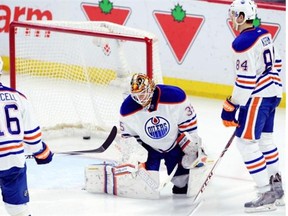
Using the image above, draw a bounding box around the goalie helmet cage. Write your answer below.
[9,21,163,138]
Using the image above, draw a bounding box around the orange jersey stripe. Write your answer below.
[273,77,281,82]
[236,79,256,85]
[24,132,42,140]
[178,120,197,129]
[35,147,50,159]
[0,143,24,152]
[256,77,271,87]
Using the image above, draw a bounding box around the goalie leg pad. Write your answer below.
[85,163,113,194]
[85,164,160,199]
[187,159,214,197]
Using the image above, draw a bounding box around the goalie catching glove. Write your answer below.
[33,142,53,164]
[221,96,239,127]
[177,132,207,169]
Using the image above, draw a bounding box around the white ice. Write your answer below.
[0,96,285,216]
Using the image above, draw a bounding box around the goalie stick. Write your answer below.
[138,163,178,191]
[25,126,118,159]
[192,130,236,204]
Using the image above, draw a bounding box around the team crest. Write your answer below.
[145,116,170,139]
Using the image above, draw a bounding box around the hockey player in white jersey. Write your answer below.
[0,58,53,216]
[221,0,284,213]
[119,73,207,195]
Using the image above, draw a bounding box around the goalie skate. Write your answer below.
[186,158,214,197]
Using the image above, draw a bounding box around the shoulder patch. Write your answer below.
[232,27,269,52]
[120,95,142,116]
[158,85,186,103]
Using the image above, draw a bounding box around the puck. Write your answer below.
[83,136,91,140]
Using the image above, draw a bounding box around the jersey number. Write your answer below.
[0,104,21,136]
[236,49,273,72]
[263,49,273,71]
[236,59,248,71]
[185,104,194,116]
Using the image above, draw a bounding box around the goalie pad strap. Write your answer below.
[112,164,137,176]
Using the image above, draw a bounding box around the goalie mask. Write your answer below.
[229,0,257,30]
[130,73,155,108]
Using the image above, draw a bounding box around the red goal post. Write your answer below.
[9,21,163,138]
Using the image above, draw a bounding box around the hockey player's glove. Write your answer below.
[221,96,239,127]
[33,142,53,164]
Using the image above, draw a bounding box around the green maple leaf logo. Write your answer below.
[171,4,186,22]
[253,17,261,27]
[99,0,113,14]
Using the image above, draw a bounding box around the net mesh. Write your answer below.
[11,21,163,138]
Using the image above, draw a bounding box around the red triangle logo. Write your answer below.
[81,3,131,25]
[153,11,204,64]
[227,20,280,40]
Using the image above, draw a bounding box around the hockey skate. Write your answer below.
[270,173,285,206]
[244,189,277,213]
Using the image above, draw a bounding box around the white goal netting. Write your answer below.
[9,21,163,138]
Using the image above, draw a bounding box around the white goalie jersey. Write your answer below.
[119,84,198,153]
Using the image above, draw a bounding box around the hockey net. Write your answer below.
[9,21,163,139]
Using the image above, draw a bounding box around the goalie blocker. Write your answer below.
[177,132,207,169]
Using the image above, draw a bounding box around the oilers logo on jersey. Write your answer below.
[145,116,170,139]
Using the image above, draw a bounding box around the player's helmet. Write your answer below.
[229,0,257,29]
[130,73,155,108]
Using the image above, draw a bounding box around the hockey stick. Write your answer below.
[25,126,118,159]
[156,163,178,191]
[192,130,236,203]
[138,163,178,191]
